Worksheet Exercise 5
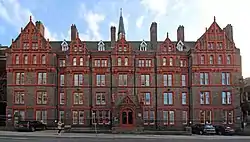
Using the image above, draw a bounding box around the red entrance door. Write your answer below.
[120,108,134,126]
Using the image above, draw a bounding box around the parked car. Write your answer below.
[15,121,47,132]
[191,124,216,135]
[214,125,235,135]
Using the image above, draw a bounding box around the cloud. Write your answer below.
[79,3,105,41]
[0,0,58,41]
[136,16,144,28]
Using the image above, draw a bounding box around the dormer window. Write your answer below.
[140,40,147,51]
[168,46,172,52]
[98,40,105,51]
[61,40,69,51]
[176,40,184,51]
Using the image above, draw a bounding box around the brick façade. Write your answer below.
[5,15,242,131]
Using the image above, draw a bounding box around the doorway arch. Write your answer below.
[120,107,134,126]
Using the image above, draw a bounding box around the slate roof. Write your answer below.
[49,40,196,53]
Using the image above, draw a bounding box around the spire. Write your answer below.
[118,8,125,40]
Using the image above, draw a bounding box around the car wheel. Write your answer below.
[199,131,203,135]
[30,127,35,132]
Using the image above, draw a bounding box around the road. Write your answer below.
[1,136,250,142]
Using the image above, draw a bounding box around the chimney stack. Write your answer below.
[111,26,116,48]
[150,22,157,48]
[224,24,233,42]
[177,25,184,41]
[71,24,78,41]
[35,21,45,37]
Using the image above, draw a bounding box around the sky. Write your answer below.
[0,0,249,77]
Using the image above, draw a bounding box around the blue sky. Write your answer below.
[0,0,249,77]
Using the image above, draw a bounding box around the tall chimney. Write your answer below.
[224,24,233,42]
[35,21,45,37]
[150,22,157,48]
[71,24,77,41]
[177,25,184,41]
[111,26,116,48]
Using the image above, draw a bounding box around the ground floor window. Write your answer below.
[59,111,65,123]
[143,110,154,125]
[200,110,212,124]
[72,110,84,125]
[182,111,188,124]
[92,110,110,125]
[222,110,233,124]
[13,110,25,124]
[162,110,175,125]
[36,110,47,124]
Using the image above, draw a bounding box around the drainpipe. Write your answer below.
[109,53,113,129]
[55,54,59,124]
[89,53,93,126]
[154,52,158,129]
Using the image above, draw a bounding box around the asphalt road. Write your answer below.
[1,136,250,142]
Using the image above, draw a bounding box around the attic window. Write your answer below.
[168,46,172,51]
[61,40,69,51]
[176,41,184,51]
[140,40,147,51]
[98,40,105,51]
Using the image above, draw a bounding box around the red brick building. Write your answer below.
[5,12,242,130]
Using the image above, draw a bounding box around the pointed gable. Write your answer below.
[139,40,147,51]
[70,32,87,54]
[11,16,51,51]
[121,95,136,106]
[160,32,175,52]
[61,39,69,51]
[207,16,223,33]
[97,40,105,51]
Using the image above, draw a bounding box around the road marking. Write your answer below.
[0,137,29,140]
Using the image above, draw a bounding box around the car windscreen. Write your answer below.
[205,125,214,128]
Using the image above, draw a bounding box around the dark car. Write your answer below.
[214,125,235,135]
[191,124,216,135]
[15,121,47,132]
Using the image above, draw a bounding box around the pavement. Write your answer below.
[1,130,250,141]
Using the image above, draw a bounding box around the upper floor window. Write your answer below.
[59,59,66,67]
[221,72,230,85]
[96,74,105,86]
[163,58,167,66]
[24,55,28,64]
[218,55,222,64]
[80,57,84,66]
[209,55,213,64]
[139,59,152,67]
[73,57,77,66]
[41,55,46,64]
[118,58,122,66]
[141,74,150,86]
[227,55,231,64]
[59,92,65,105]
[38,72,47,84]
[163,92,173,105]
[169,57,173,66]
[118,74,127,86]
[222,91,232,105]
[200,72,209,85]
[15,55,19,64]
[163,74,172,86]
[201,55,205,64]
[218,42,223,49]
[14,92,24,104]
[32,43,38,49]
[181,74,186,86]
[97,40,105,51]
[60,74,65,86]
[181,92,187,105]
[200,92,210,104]
[33,55,37,64]
[124,57,128,66]
[143,92,151,105]
[74,74,83,86]
[101,60,107,67]
[96,93,106,105]
[15,72,25,85]
[73,92,84,105]
[23,43,29,49]
[37,91,48,105]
